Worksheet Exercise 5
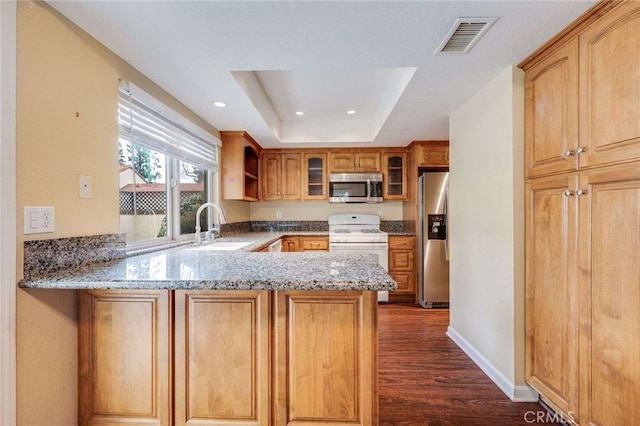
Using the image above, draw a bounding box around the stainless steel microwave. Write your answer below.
[328,173,383,203]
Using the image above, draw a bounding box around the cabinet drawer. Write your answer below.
[389,250,414,271]
[389,236,414,250]
[301,237,328,251]
[390,272,412,292]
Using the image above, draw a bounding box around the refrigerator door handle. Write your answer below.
[444,188,449,261]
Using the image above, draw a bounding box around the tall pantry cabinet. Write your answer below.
[521,2,640,425]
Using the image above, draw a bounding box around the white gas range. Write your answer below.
[328,214,389,302]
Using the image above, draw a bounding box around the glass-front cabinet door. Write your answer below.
[302,153,327,200]
[383,151,407,200]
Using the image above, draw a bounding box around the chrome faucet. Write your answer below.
[195,202,227,245]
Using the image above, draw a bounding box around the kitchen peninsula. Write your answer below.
[19,236,395,426]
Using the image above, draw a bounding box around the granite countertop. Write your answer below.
[19,232,397,292]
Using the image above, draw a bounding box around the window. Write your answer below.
[118,82,220,248]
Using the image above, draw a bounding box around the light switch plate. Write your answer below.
[79,175,92,198]
[24,207,55,234]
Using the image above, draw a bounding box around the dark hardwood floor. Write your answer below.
[378,303,556,425]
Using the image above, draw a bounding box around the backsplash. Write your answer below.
[222,220,407,234]
[23,233,126,280]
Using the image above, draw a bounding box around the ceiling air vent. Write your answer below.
[434,17,498,54]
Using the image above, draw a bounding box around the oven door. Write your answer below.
[329,242,389,302]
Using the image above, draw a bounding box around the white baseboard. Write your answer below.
[446,326,539,402]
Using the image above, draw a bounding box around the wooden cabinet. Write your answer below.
[300,236,328,252]
[525,38,579,178]
[79,289,379,426]
[281,237,300,252]
[382,151,408,200]
[414,141,449,168]
[522,3,640,423]
[328,151,381,173]
[220,131,261,201]
[262,153,301,200]
[387,235,416,303]
[281,236,328,252]
[272,291,378,425]
[576,164,640,426]
[174,291,270,425]
[78,290,171,426]
[578,1,640,170]
[302,153,327,200]
[525,175,579,416]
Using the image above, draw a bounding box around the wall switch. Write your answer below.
[79,175,92,198]
[24,207,55,234]
[276,211,282,219]
[378,210,384,218]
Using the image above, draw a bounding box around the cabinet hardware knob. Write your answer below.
[576,147,586,154]
[563,150,575,158]
[576,189,587,196]
[563,190,574,197]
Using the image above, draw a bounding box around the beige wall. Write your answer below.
[250,200,403,221]
[16,2,219,424]
[447,66,531,400]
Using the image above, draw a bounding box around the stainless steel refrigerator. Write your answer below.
[418,172,449,308]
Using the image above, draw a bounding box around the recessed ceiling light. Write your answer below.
[213,101,227,107]
[347,110,356,115]
[295,111,305,116]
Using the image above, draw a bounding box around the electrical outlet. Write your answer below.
[276,211,282,219]
[378,210,384,218]
[79,175,92,198]
[24,207,55,234]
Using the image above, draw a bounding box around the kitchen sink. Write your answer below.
[187,241,253,251]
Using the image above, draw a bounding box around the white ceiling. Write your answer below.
[48,0,596,149]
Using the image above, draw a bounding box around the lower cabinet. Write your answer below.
[272,291,378,425]
[78,289,378,426]
[281,236,329,252]
[174,291,270,425]
[388,235,417,303]
[78,290,171,426]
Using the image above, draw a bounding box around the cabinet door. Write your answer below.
[415,142,449,167]
[302,153,327,200]
[280,153,301,200]
[174,291,270,426]
[579,2,640,169]
[262,153,281,200]
[328,152,355,172]
[355,152,381,172]
[281,237,300,252]
[525,39,579,178]
[577,164,640,426]
[383,152,407,200]
[78,290,171,426]
[525,175,579,416]
[272,291,377,425]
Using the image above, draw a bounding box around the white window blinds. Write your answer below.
[118,82,220,171]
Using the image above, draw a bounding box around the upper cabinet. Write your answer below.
[578,1,640,169]
[414,141,449,168]
[220,131,261,201]
[382,151,408,200]
[262,152,301,201]
[328,151,381,173]
[302,153,327,200]
[525,38,580,178]
[522,1,640,178]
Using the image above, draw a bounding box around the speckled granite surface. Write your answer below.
[23,233,127,280]
[19,249,396,291]
[20,232,396,291]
